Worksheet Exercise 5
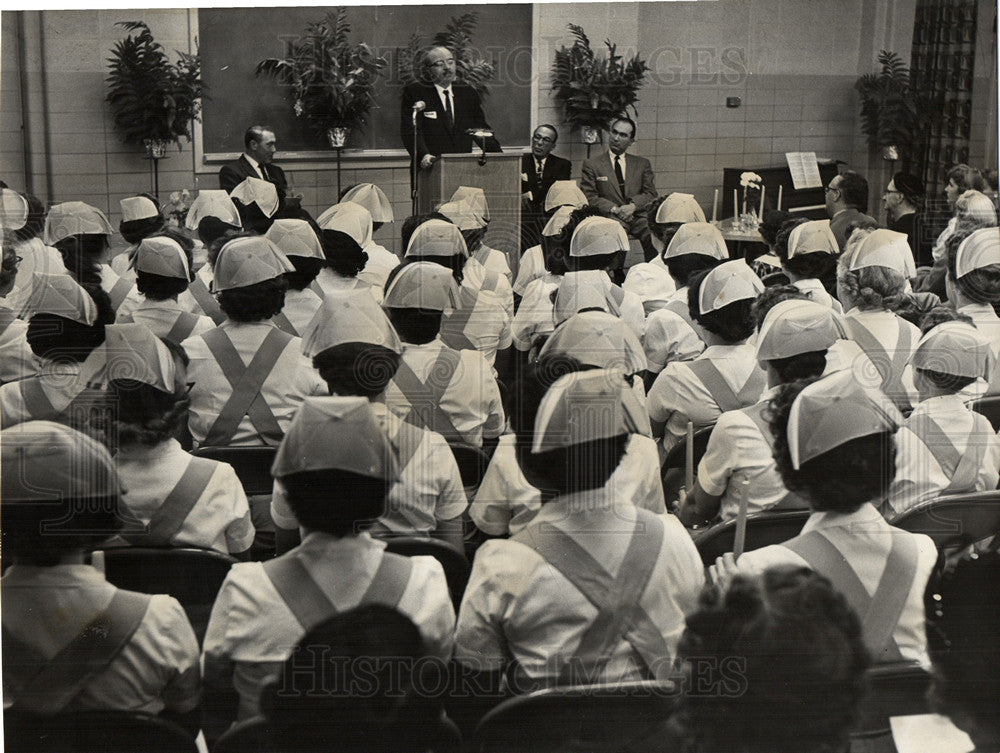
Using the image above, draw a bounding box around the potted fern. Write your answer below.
[106,21,204,159]
[855,50,921,162]
[398,13,496,95]
[551,25,648,146]
[256,9,387,149]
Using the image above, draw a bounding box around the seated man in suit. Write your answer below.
[825,170,877,252]
[521,124,572,251]
[400,46,499,178]
[219,125,301,217]
[581,116,658,265]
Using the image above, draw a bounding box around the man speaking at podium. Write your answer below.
[401,46,500,176]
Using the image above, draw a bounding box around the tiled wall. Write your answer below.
[3,1,995,255]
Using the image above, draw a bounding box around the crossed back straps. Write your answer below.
[906,412,993,493]
[263,551,413,632]
[784,528,920,662]
[200,327,294,447]
[390,347,463,440]
[187,276,226,324]
[686,359,766,413]
[512,512,671,683]
[2,589,150,713]
[163,311,204,346]
[843,317,914,410]
[740,402,809,510]
[271,311,298,337]
[123,457,218,546]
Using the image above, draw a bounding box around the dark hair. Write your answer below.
[109,379,189,447]
[946,221,1000,304]
[460,226,487,252]
[245,125,273,150]
[646,194,677,242]
[918,305,974,333]
[285,255,324,290]
[566,251,618,272]
[947,163,988,194]
[321,229,368,278]
[687,269,756,343]
[915,367,977,393]
[54,234,109,288]
[664,254,724,287]
[773,219,838,281]
[386,307,441,344]
[675,566,869,753]
[2,495,124,565]
[984,168,1000,193]
[119,195,165,244]
[837,171,869,211]
[259,606,441,753]
[26,286,112,362]
[277,469,388,536]
[135,271,189,301]
[1,244,19,289]
[218,277,287,322]
[198,217,242,247]
[610,116,636,139]
[206,229,252,269]
[891,171,924,206]
[399,212,451,253]
[758,209,793,248]
[10,193,46,243]
[926,551,1000,748]
[540,206,602,275]
[767,351,828,383]
[402,254,464,283]
[750,285,809,330]
[313,342,401,398]
[768,379,896,512]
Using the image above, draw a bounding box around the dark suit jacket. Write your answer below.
[521,153,572,208]
[829,207,877,252]
[218,155,288,202]
[400,82,499,161]
[580,152,657,214]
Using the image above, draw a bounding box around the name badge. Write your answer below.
[423,111,438,119]
[597,176,609,182]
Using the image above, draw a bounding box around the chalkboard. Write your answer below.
[198,5,534,154]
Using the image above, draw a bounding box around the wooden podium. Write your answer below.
[417,153,522,274]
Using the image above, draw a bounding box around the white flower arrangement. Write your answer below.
[739,171,763,189]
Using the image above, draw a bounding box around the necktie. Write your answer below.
[536,159,544,179]
[614,156,627,199]
[260,162,269,181]
[443,89,454,130]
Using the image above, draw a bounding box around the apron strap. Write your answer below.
[0,308,16,337]
[844,318,913,409]
[391,349,463,440]
[263,555,337,631]
[2,589,150,713]
[201,327,292,447]
[19,377,59,419]
[164,311,202,345]
[687,359,741,413]
[271,311,298,337]
[108,276,134,312]
[123,457,218,546]
[359,552,413,606]
[187,276,226,325]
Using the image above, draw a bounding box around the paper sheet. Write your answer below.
[890,714,973,753]
[785,151,823,190]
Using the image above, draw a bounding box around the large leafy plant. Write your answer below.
[256,9,388,133]
[398,13,496,96]
[551,24,648,136]
[855,51,922,159]
[105,21,204,149]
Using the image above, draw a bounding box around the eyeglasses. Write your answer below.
[430,58,455,67]
[824,184,840,194]
[883,189,901,196]
[532,135,555,144]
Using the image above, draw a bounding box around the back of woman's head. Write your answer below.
[26,285,113,362]
[217,277,287,322]
[321,229,368,278]
[108,377,188,448]
[279,469,388,536]
[946,219,1000,303]
[313,342,401,398]
[664,253,723,288]
[926,552,1000,750]
[55,234,108,287]
[285,255,324,290]
[750,285,809,330]
[836,232,908,312]
[260,605,441,753]
[687,268,756,343]
[767,379,896,512]
[676,566,870,753]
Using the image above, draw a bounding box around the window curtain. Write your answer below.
[910,0,979,202]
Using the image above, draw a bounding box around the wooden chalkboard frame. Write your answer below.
[190,6,539,174]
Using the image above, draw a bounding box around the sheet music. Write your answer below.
[785,151,823,190]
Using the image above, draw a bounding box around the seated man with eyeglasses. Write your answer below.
[824,171,878,252]
[520,125,572,251]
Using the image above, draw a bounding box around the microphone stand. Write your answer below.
[411,108,420,216]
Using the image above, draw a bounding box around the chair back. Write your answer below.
[890,491,1000,550]
[447,441,492,491]
[693,510,811,566]
[93,546,237,644]
[385,536,471,610]
[852,661,932,739]
[192,445,277,496]
[661,425,713,472]
[971,395,1000,431]
[214,714,461,753]
[473,681,680,753]
[4,710,197,753]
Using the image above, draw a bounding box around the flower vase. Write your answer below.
[326,127,349,149]
[580,125,600,144]
[143,139,168,159]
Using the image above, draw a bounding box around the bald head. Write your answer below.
[424,46,456,87]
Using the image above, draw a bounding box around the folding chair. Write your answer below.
[448,441,493,493]
[385,535,471,610]
[693,509,811,566]
[890,490,1000,550]
[4,710,197,753]
[472,681,680,753]
[213,714,461,753]
[92,546,237,644]
[852,661,932,740]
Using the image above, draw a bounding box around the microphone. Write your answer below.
[412,100,426,126]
